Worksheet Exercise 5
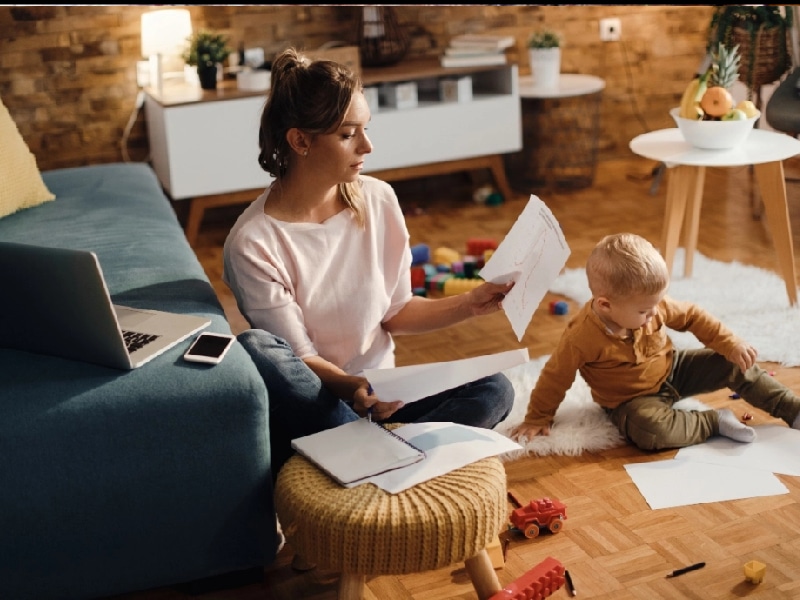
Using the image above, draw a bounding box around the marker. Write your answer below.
[564,569,577,596]
[367,384,374,422]
[666,561,705,578]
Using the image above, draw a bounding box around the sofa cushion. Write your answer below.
[0,96,55,219]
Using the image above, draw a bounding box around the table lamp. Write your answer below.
[140,8,193,94]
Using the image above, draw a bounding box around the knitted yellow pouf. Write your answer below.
[275,450,508,600]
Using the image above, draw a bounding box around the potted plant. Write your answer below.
[707,5,794,98]
[527,28,561,89]
[183,30,231,90]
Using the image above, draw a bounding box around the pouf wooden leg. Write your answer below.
[338,572,366,600]
[465,549,502,600]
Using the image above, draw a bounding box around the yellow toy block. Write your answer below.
[443,278,483,296]
[432,247,460,266]
[743,560,766,584]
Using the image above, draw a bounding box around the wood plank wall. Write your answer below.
[0,5,714,172]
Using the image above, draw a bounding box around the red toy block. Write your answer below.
[488,556,565,600]
[410,266,426,290]
[466,238,498,257]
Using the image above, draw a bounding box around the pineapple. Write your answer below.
[700,43,740,119]
[708,42,740,89]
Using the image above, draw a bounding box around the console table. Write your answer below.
[629,128,800,306]
[144,59,521,245]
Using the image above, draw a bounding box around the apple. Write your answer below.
[722,108,747,121]
[736,99,759,119]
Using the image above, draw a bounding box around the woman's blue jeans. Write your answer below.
[238,329,515,477]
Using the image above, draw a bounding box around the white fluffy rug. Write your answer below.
[494,249,796,458]
[495,356,709,459]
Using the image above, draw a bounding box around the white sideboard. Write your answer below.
[144,59,521,244]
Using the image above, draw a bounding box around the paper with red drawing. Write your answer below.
[479,195,571,341]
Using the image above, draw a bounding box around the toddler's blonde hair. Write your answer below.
[586,233,669,299]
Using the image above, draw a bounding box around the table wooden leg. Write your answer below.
[753,161,798,306]
[184,197,204,248]
[681,165,706,277]
[661,165,692,278]
[488,153,515,203]
[465,548,502,600]
[338,573,366,600]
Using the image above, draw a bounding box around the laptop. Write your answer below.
[0,242,211,370]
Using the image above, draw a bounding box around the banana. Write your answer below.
[679,77,701,119]
[679,69,711,119]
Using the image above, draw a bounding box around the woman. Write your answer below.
[223,47,515,475]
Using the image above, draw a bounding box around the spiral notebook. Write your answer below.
[291,419,426,487]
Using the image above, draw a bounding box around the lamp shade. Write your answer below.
[141,8,192,59]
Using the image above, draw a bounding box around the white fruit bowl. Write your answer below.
[670,107,760,150]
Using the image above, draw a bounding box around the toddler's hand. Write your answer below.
[729,342,757,372]
[510,422,550,442]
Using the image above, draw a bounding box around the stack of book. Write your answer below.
[440,33,514,68]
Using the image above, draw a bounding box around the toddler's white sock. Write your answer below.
[717,408,756,443]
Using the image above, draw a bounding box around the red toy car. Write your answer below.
[510,497,567,539]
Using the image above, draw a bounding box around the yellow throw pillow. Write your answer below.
[0,96,55,219]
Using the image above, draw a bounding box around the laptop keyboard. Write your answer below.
[122,330,161,353]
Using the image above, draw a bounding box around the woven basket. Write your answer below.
[730,24,791,91]
[355,6,410,67]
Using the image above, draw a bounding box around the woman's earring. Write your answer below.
[303,150,308,157]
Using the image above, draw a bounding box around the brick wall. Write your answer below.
[0,5,714,172]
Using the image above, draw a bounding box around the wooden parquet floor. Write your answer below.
[121,155,800,600]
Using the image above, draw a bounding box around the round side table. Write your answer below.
[630,128,800,306]
[506,73,606,190]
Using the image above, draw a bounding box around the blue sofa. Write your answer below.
[0,163,278,599]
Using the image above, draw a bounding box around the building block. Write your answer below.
[443,278,483,296]
[549,301,568,315]
[410,243,430,266]
[463,256,478,278]
[488,556,565,600]
[410,266,426,290]
[466,238,499,257]
[744,560,766,584]
[432,246,460,266]
[427,273,453,291]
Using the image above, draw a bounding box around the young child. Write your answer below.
[510,232,800,450]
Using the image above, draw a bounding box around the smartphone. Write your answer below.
[183,332,236,365]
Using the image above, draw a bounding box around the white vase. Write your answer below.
[528,47,561,89]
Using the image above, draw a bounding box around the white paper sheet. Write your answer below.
[356,421,522,494]
[479,195,571,341]
[674,424,800,476]
[624,459,789,510]
[364,348,529,403]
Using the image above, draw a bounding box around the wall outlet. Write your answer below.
[600,17,621,42]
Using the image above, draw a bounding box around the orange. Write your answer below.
[699,86,734,118]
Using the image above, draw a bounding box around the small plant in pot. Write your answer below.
[183,30,231,90]
[527,28,561,88]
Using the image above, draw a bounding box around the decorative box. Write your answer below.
[363,86,380,112]
[439,76,473,103]
[379,81,419,110]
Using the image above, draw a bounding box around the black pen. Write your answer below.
[666,561,705,578]
[564,569,577,596]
